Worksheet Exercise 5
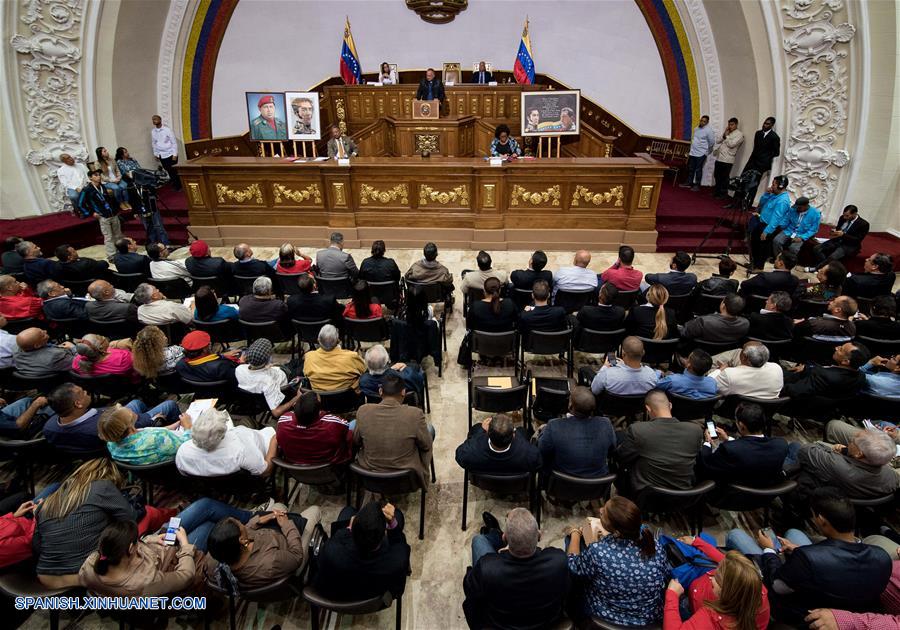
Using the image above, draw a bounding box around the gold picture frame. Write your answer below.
[442,62,461,85]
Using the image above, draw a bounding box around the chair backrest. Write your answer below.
[240,319,287,344]
[111,272,147,293]
[746,336,792,361]
[666,293,693,323]
[522,328,571,355]
[636,336,679,366]
[315,275,353,299]
[801,336,840,366]
[510,287,534,310]
[667,392,722,421]
[273,458,343,486]
[470,471,532,494]
[744,294,769,315]
[180,377,234,401]
[692,338,743,355]
[349,462,422,496]
[531,383,570,422]
[344,317,390,343]
[47,317,89,342]
[404,279,447,305]
[693,293,727,316]
[610,289,640,309]
[151,277,193,300]
[292,318,331,345]
[727,480,798,498]
[366,280,400,310]
[67,370,129,396]
[276,273,305,296]
[472,383,529,414]
[233,275,262,297]
[796,298,829,319]
[8,370,66,393]
[88,317,138,341]
[302,585,391,615]
[191,275,231,297]
[597,390,646,419]
[553,288,598,313]
[575,328,626,354]
[640,479,716,514]
[470,329,517,358]
[63,278,96,296]
[4,317,47,335]
[192,317,244,345]
[851,392,900,423]
[848,493,896,508]
[316,388,362,415]
[546,471,616,503]
[856,336,900,359]
[855,296,874,317]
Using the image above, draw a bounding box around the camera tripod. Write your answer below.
[690,195,753,277]
[135,184,197,243]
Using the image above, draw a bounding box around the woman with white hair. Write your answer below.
[175,407,277,477]
[302,324,366,391]
[359,344,425,398]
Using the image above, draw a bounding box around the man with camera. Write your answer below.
[749,175,792,271]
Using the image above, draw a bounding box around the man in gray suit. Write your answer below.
[615,389,704,501]
[315,232,358,279]
[326,124,358,159]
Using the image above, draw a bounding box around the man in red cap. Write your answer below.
[249,94,287,140]
[185,239,230,283]
[175,330,240,386]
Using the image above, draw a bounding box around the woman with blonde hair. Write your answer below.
[33,458,175,588]
[625,284,678,340]
[132,325,183,378]
[98,403,192,465]
[72,333,138,381]
[275,242,312,274]
[664,544,769,629]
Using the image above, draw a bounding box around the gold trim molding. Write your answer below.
[415,134,439,153]
[215,183,262,204]
[510,184,560,207]
[360,183,408,205]
[638,184,654,209]
[332,182,347,206]
[482,184,495,208]
[335,97,347,134]
[419,184,468,206]
[571,184,624,207]
[272,183,322,205]
[187,183,203,205]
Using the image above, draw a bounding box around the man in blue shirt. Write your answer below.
[656,349,717,399]
[681,115,717,191]
[773,196,821,259]
[750,175,792,271]
[859,354,900,399]
[588,336,660,396]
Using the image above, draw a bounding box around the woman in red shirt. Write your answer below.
[275,243,312,274]
[664,537,769,630]
[343,279,383,320]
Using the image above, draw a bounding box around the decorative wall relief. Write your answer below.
[272,183,322,205]
[571,185,624,207]
[510,185,560,207]
[360,183,408,205]
[419,184,468,206]
[215,183,263,204]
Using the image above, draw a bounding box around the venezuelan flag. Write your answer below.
[513,18,535,85]
[340,17,362,85]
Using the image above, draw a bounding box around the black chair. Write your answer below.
[715,480,799,526]
[5,371,67,395]
[849,492,897,535]
[845,392,900,423]
[349,463,427,540]
[0,570,81,630]
[796,298,829,319]
[274,458,350,506]
[553,288,598,314]
[666,293,693,324]
[3,317,46,335]
[191,317,244,349]
[88,317,138,340]
[856,335,900,359]
[596,391,646,424]
[469,329,519,378]
[46,317,88,342]
[233,274,262,297]
[180,377,236,406]
[344,317,390,350]
[291,318,331,360]
[303,586,401,630]
[520,328,573,378]
[315,388,363,416]
[67,370,131,402]
[178,469,270,501]
[667,392,722,421]
[510,286,534,310]
[574,327,626,357]
[110,271,147,293]
[232,388,272,428]
[611,289,640,309]
[462,470,534,530]
[276,272,305,296]
[206,573,304,630]
[150,276,192,300]
[114,459,179,504]
[367,280,401,311]
[241,318,292,350]
[746,336,792,362]
[462,287,486,318]
[191,275,232,300]
[469,378,530,430]
[727,395,791,436]
[855,296,874,317]
[0,434,47,495]
[744,294,769,315]
[403,280,451,351]
[693,293,727,317]
[539,471,615,526]
[530,377,570,423]
[63,277,96,297]
[315,275,353,300]
[638,479,717,534]
[799,336,840,366]
[692,338,744,356]
[636,336,679,367]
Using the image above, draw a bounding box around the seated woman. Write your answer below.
[98,403,192,465]
[802,260,846,300]
[275,243,312,275]
[94,146,131,210]
[378,61,397,85]
[33,458,175,588]
[79,520,198,597]
[175,407,277,477]
[625,284,678,339]
[276,390,353,465]
[359,240,401,283]
[193,285,238,322]
[664,543,769,629]
[466,277,517,332]
[359,344,425,398]
[343,279,383,320]
[0,483,60,569]
[72,333,138,381]
[565,496,669,626]
[114,146,142,181]
[206,502,321,590]
[132,324,183,378]
[490,124,522,158]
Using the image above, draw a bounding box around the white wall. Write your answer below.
[210,0,671,137]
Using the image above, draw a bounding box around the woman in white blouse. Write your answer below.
[378,61,397,85]
[93,146,131,210]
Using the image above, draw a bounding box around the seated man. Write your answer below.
[455,413,541,474]
[510,250,553,291]
[694,256,739,296]
[133,283,192,325]
[537,386,616,478]
[555,249,600,297]
[587,336,660,397]
[772,196,821,259]
[0,275,43,320]
[38,280,88,320]
[697,402,788,486]
[0,316,13,369]
[112,237,151,276]
[276,390,353,465]
[237,276,288,324]
[84,280,138,322]
[599,245,642,292]
[315,232,358,279]
[286,274,341,323]
[314,500,410,601]
[54,244,108,282]
[518,280,567,335]
[235,339,299,418]
[739,251,800,298]
[463,508,569,630]
[147,242,192,285]
[0,394,49,437]
[859,353,900,399]
[809,204,869,271]
[13,327,75,377]
[842,253,896,299]
[302,324,366,391]
[855,295,900,340]
[354,373,433,484]
[708,341,784,399]
[18,241,61,285]
[793,295,857,342]
[184,240,229,279]
[643,251,697,295]
[655,349,717,399]
[748,290,794,340]
[681,294,749,345]
[615,390,704,499]
[175,407,277,477]
[404,242,453,290]
[231,243,275,279]
[781,341,868,401]
[576,283,626,331]
[359,344,424,399]
[461,250,507,293]
[1,236,24,275]
[42,383,179,454]
[727,488,893,625]
[174,330,238,386]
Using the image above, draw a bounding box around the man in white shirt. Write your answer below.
[175,407,277,477]
[235,339,300,418]
[134,283,193,325]
[553,250,598,298]
[708,341,784,399]
[681,115,717,191]
[147,243,192,285]
[150,115,182,191]
[56,154,89,207]
[711,117,745,198]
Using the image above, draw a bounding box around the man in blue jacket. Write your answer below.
[749,175,792,271]
[773,196,821,259]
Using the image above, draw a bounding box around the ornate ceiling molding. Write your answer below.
[405,0,467,25]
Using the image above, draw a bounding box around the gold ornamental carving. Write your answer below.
[482,184,495,208]
[332,182,347,206]
[638,184,654,209]
[360,183,408,205]
[510,184,560,207]
[571,185,624,207]
[215,183,262,204]
[335,97,347,133]
[419,184,468,206]
[187,183,203,205]
[272,183,322,205]
[415,134,439,154]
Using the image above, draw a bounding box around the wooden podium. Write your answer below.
[387,115,476,156]
[412,99,440,120]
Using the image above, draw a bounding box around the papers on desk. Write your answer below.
[337,158,351,166]
[489,157,503,166]
[186,398,217,423]
[488,81,498,86]
[293,157,329,163]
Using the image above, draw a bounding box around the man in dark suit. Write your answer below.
[681,294,749,345]
[286,274,341,324]
[855,295,900,340]
[510,250,553,291]
[576,283,626,331]
[38,280,88,320]
[84,279,138,322]
[694,256,739,296]
[112,238,151,276]
[748,290,794,340]
[54,244,108,282]
[643,251,697,296]
[808,205,869,271]
[519,280,567,335]
[184,239,230,279]
[231,242,275,279]
[473,61,494,85]
[741,116,781,200]
[843,252,896,299]
[697,402,787,486]
[782,341,868,400]
[455,413,541,474]
[415,68,445,104]
[463,507,569,630]
[739,251,800,298]
[793,295,857,341]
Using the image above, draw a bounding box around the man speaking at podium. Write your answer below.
[416,68,445,104]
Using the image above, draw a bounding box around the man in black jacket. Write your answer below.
[54,244,108,282]
[185,239,230,279]
[748,290,794,340]
[855,295,900,339]
[38,280,88,320]
[643,251,697,295]
[112,238,151,276]
[463,507,569,630]
[740,117,781,201]
[519,280,567,335]
[230,243,275,279]
[415,68,445,104]
[694,256,739,296]
[286,274,341,324]
[510,250,553,291]
[782,341,868,400]
[843,252,896,299]
[808,205,869,271]
[793,295,857,341]
[455,414,541,474]
[576,283,626,331]
[739,251,800,298]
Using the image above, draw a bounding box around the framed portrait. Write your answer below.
[521,90,581,137]
[442,62,461,85]
[285,91,321,140]
[246,92,288,141]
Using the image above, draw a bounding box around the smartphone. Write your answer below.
[706,421,717,440]
[163,516,181,546]
[606,352,617,366]
[762,527,781,551]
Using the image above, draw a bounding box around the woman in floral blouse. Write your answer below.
[97,403,192,465]
[565,496,669,626]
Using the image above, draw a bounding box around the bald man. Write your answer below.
[231,242,276,279]
[84,279,138,322]
[552,249,598,297]
[13,327,75,377]
[585,336,660,396]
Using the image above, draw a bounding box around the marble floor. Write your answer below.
[17,245,891,630]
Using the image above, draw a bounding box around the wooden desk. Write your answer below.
[179,155,664,251]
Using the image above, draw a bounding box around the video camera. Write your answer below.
[132,167,170,188]
[727,169,761,211]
